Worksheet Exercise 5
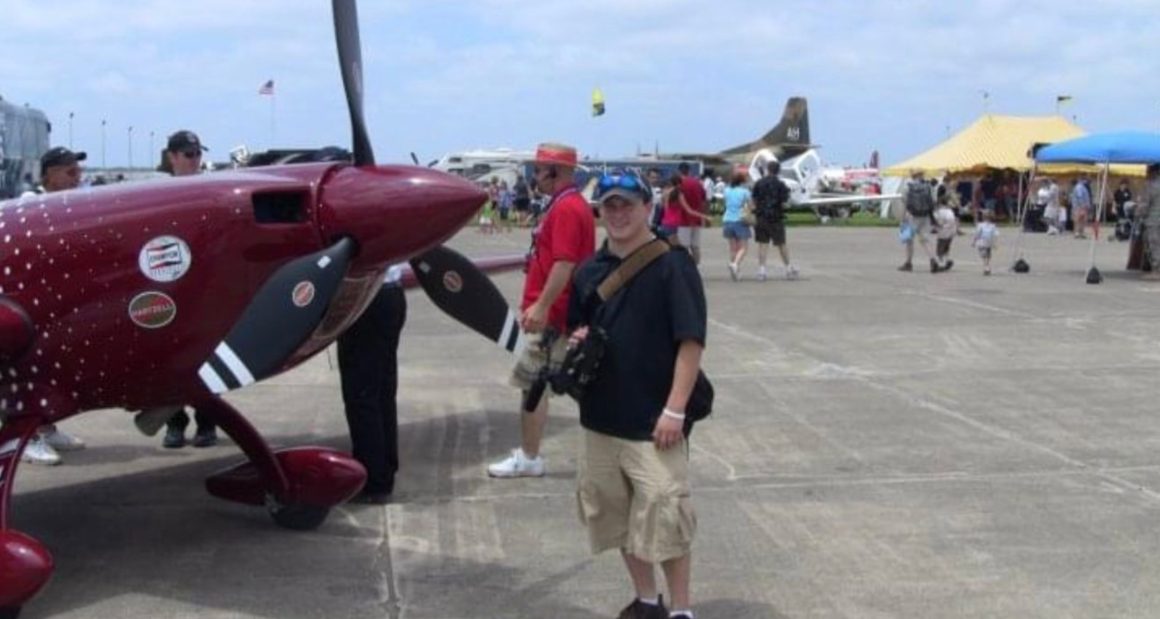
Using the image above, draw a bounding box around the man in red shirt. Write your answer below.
[676,162,710,265]
[489,143,596,478]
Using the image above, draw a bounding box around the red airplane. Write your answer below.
[0,2,526,615]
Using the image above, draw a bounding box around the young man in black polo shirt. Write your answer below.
[567,172,707,619]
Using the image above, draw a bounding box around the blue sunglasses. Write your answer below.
[595,172,651,202]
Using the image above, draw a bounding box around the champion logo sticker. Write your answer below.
[129,292,177,329]
[292,281,315,308]
[139,235,192,282]
[442,271,463,293]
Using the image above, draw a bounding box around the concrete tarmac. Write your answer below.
[12,224,1160,618]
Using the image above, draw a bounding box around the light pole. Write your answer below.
[127,125,134,170]
[100,119,107,170]
[68,112,74,149]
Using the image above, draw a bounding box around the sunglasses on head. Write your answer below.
[595,172,650,202]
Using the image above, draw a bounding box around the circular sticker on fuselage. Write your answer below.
[292,281,316,308]
[129,292,177,329]
[139,235,192,282]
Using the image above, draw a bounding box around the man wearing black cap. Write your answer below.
[22,147,87,196]
[159,130,218,448]
[159,130,208,177]
[18,147,89,465]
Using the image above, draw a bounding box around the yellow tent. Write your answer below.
[883,114,1145,177]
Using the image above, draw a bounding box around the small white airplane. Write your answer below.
[748,147,900,221]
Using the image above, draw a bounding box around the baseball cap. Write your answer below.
[595,172,650,204]
[167,130,209,153]
[40,146,87,170]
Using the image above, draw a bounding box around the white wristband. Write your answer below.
[661,408,686,421]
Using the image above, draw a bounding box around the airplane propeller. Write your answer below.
[329,0,526,354]
[332,0,374,167]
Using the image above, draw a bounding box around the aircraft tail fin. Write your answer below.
[758,96,809,151]
[721,97,810,157]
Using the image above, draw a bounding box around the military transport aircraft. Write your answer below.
[0,1,526,616]
[661,96,813,166]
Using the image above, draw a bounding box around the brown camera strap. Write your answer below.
[596,238,672,301]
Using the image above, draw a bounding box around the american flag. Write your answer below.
[258,79,275,96]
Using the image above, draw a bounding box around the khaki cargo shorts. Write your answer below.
[508,330,570,392]
[576,429,696,563]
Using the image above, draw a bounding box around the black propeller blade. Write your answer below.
[332,0,374,166]
[409,246,526,353]
[199,238,356,394]
[410,152,420,165]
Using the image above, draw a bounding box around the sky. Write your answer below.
[4,0,1159,170]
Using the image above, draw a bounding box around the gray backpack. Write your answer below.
[905,181,934,216]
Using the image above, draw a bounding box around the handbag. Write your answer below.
[741,202,757,226]
[898,221,914,243]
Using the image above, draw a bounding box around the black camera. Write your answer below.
[522,326,609,412]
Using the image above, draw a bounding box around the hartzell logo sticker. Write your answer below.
[442,271,463,293]
[292,281,316,308]
[138,235,192,282]
[129,292,177,329]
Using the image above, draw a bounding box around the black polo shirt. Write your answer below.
[567,241,707,441]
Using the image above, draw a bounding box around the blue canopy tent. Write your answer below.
[1034,131,1160,283]
[1035,131,1160,165]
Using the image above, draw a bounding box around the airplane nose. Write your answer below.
[318,165,487,269]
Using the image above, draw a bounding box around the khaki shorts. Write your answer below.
[508,330,570,391]
[576,430,696,563]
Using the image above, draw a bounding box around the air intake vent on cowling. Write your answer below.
[252,191,309,223]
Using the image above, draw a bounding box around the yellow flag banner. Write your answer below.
[591,88,605,117]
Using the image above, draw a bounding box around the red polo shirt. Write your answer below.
[679,175,706,227]
[521,186,596,332]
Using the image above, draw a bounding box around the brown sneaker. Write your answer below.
[897,262,913,272]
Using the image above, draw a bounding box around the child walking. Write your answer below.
[933,196,957,271]
[972,210,999,275]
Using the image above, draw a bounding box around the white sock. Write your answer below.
[638,596,659,606]
[670,611,694,618]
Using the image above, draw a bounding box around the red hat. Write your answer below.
[534,143,578,168]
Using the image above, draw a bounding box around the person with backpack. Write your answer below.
[566,171,707,619]
[899,169,942,273]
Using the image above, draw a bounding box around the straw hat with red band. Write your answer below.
[534,142,578,168]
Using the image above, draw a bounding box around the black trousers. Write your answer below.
[167,407,215,432]
[337,285,406,495]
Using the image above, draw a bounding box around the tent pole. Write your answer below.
[1085,164,1109,282]
[1011,165,1038,268]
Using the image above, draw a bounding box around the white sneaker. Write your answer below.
[786,265,799,280]
[757,267,768,282]
[487,448,545,478]
[21,436,61,466]
[727,262,739,281]
[41,427,85,451]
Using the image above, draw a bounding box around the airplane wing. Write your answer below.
[797,193,900,207]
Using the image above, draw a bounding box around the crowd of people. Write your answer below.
[16,127,1160,618]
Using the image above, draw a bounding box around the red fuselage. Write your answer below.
[0,162,484,419]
